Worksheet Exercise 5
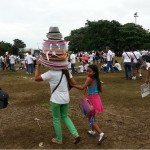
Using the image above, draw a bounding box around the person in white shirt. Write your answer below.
[34,62,81,144]
[100,63,107,72]
[0,55,5,70]
[114,60,122,71]
[88,51,94,64]
[83,61,89,71]
[25,52,34,74]
[122,46,133,80]
[70,51,76,73]
[78,62,84,73]
[132,49,142,80]
[106,46,114,73]
[9,54,16,72]
[103,52,107,63]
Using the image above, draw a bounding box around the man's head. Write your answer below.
[106,46,110,51]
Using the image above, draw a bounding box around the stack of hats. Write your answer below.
[38,26,69,69]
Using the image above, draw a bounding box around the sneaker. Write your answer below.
[132,76,136,80]
[87,130,96,136]
[97,133,106,145]
[139,74,143,79]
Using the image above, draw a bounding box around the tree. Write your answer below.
[67,20,122,52]
[0,39,27,55]
[10,46,19,55]
[119,23,147,49]
[12,39,26,55]
[65,20,150,52]
[0,41,12,55]
[66,27,87,52]
[13,39,26,49]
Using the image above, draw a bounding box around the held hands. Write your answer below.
[69,83,77,88]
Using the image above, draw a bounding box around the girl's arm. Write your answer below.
[73,77,92,90]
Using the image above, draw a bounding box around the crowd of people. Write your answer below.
[68,47,150,82]
[0,52,37,74]
[0,47,150,82]
[1,48,150,82]
[121,47,150,80]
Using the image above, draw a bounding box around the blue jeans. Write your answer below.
[106,61,113,73]
[124,62,132,80]
[10,64,15,71]
[1,62,5,70]
[27,64,34,73]
[71,63,75,73]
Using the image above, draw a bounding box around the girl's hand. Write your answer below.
[71,84,76,87]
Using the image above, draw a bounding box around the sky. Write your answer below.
[0,0,150,49]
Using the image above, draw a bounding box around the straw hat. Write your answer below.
[39,26,69,69]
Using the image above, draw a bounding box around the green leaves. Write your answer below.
[66,20,149,52]
[0,39,26,55]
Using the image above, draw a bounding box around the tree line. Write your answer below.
[1,20,150,55]
[65,20,150,53]
[0,39,26,56]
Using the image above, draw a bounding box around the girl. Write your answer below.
[73,64,106,144]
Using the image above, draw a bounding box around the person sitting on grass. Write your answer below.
[113,60,122,71]
[78,62,84,73]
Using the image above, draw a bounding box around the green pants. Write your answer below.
[50,101,78,142]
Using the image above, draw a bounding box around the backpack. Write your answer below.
[0,88,9,109]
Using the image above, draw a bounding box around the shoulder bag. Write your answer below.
[133,52,142,65]
[51,70,64,97]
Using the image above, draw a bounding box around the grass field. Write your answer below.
[0,61,150,149]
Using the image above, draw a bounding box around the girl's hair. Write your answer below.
[87,64,102,92]
[62,69,72,90]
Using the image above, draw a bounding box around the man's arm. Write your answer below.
[35,62,43,82]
